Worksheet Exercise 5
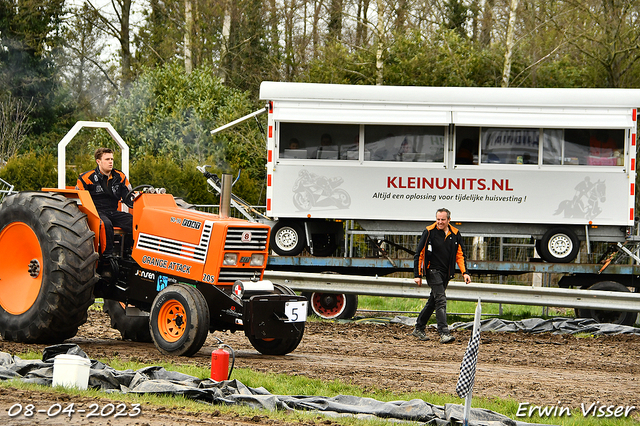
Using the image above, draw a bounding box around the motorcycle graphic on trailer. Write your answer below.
[292,170,351,211]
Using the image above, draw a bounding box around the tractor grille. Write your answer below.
[136,220,213,263]
[224,227,268,250]
[218,268,263,283]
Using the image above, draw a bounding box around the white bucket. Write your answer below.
[52,354,91,390]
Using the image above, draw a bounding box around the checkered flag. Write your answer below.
[455,326,481,398]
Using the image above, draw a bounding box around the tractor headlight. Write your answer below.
[250,253,265,266]
[223,253,238,265]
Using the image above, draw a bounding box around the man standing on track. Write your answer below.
[411,208,471,344]
[76,147,132,257]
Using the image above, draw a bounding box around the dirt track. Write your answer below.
[1,309,639,424]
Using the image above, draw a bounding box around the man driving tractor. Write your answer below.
[76,147,133,257]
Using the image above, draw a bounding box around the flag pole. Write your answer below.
[462,298,482,426]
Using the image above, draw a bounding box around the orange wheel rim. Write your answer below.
[0,222,43,315]
[157,299,187,342]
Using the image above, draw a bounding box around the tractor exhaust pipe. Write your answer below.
[220,174,232,218]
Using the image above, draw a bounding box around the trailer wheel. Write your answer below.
[574,281,638,325]
[103,299,152,342]
[301,292,358,320]
[247,283,305,355]
[270,221,306,256]
[538,227,579,263]
[0,192,98,343]
[149,284,210,356]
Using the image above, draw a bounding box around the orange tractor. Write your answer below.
[0,124,306,357]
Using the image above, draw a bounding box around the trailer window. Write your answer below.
[363,125,445,162]
[481,128,539,164]
[278,122,360,160]
[455,127,479,165]
[543,128,624,166]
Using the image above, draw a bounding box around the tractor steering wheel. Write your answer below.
[123,184,155,208]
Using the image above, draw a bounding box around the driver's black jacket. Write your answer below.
[76,166,130,213]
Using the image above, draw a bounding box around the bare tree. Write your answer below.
[560,0,640,87]
[85,0,134,87]
[501,0,519,87]
[328,0,343,40]
[283,0,299,79]
[479,0,494,46]
[375,0,385,84]
[219,0,232,82]
[394,0,408,30]
[269,0,281,61]
[314,0,324,55]
[0,96,34,162]
[62,4,119,114]
[185,0,193,73]
[355,0,370,46]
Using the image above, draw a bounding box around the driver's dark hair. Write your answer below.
[436,208,451,219]
[95,147,113,161]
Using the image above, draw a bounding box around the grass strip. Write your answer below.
[3,351,637,426]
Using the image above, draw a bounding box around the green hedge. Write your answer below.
[0,153,260,206]
[0,152,59,190]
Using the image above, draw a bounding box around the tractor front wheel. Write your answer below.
[149,284,210,356]
[0,192,98,343]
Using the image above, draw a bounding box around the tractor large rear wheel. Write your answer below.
[0,192,98,343]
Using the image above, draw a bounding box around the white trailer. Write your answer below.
[259,82,640,263]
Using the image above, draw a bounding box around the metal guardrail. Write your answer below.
[266,256,640,275]
[263,270,640,312]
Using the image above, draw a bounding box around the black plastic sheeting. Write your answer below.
[389,316,640,335]
[0,344,555,426]
[451,317,640,335]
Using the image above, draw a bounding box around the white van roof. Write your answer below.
[259,81,640,109]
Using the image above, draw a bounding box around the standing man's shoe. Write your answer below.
[439,333,455,344]
[409,327,429,341]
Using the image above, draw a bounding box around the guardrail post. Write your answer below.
[542,272,550,316]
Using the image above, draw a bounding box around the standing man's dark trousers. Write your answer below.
[99,210,133,256]
[415,269,450,334]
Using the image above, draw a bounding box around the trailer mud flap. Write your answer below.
[245,294,307,339]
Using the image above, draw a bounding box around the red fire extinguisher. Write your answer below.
[211,338,235,381]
